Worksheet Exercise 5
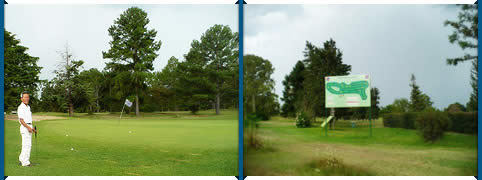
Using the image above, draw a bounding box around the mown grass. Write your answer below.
[5,110,238,176]
[244,116,477,176]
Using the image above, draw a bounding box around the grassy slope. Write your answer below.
[5,110,237,176]
[245,116,477,176]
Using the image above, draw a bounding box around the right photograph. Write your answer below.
[243,4,477,176]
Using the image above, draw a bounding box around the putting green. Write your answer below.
[5,110,238,176]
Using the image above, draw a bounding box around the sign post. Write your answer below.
[325,74,372,137]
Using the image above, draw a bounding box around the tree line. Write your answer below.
[5,7,238,116]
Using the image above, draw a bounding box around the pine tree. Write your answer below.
[409,74,432,112]
[281,60,305,117]
[445,4,478,111]
[103,7,162,116]
[302,39,351,117]
[187,24,238,115]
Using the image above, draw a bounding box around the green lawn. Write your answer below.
[5,110,238,176]
[245,116,477,176]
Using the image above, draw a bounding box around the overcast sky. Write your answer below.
[245,5,475,109]
[5,4,237,80]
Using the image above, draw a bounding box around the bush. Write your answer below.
[296,112,311,128]
[447,112,477,134]
[255,111,271,121]
[415,111,449,142]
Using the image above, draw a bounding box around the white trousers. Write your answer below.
[19,125,32,166]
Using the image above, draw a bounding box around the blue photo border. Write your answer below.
[478,1,481,178]
[2,0,5,179]
[238,0,244,179]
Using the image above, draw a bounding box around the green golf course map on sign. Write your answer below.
[325,74,371,108]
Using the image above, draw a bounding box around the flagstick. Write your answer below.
[119,102,125,126]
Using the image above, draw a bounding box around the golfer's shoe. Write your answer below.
[19,162,32,167]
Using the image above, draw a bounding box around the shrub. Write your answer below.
[296,112,311,128]
[447,112,477,134]
[255,111,271,121]
[415,111,449,142]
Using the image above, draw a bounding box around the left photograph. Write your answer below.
[4,4,238,176]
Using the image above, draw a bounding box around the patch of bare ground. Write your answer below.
[4,114,64,121]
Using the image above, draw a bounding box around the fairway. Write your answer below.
[245,116,477,176]
[5,110,237,176]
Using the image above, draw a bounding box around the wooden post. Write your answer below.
[330,108,335,129]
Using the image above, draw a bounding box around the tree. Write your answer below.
[380,98,410,114]
[38,80,66,112]
[4,30,42,112]
[244,55,275,113]
[302,39,351,118]
[281,60,305,117]
[143,57,182,112]
[370,87,381,118]
[409,74,432,112]
[187,24,238,115]
[78,68,104,113]
[393,98,410,113]
[54,44,85,117]
[243,55,278,119]
[158,56,180,111]
[445,4,478,111]
[444,4,478,65]
[467,60,478,111]
[175,51,212,114]
[445,102,466,112]
[103,7,162,116]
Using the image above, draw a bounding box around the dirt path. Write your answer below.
[4,114,64,121]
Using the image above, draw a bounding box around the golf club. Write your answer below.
[34,126,38,163]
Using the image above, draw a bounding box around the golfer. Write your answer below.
[18,91,36,167]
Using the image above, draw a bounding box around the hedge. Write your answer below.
[382,111,477,134]
[382,112,417,129]
[447,112,478,134]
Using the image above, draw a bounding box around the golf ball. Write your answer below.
[71,148,74,151]
[66,134,69,136]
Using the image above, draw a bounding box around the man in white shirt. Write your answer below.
[18,91,36,167]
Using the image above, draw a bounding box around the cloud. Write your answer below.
[5,4,237,81]
[245,4,474,109]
